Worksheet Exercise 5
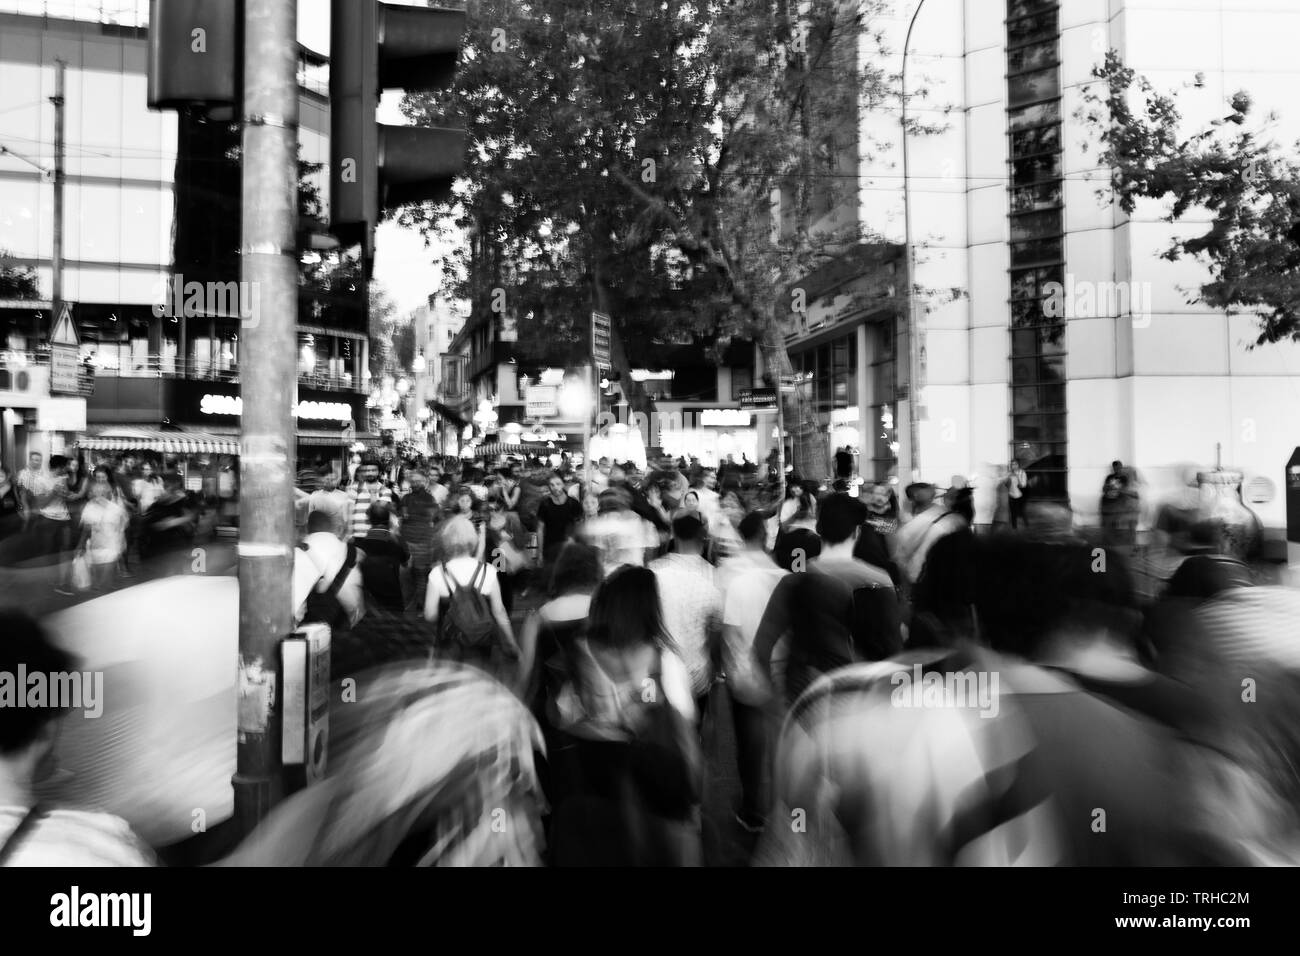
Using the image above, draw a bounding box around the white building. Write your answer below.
[785,0,1300,541]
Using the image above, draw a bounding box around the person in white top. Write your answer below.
[649,515,723,713]
[77,470,129,591]
[717,511,788,832]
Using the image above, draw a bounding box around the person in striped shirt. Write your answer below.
[348,457,392,540]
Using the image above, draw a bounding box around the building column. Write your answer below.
[856,321,871,480]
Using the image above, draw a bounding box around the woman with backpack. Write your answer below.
[424,516,521,679]
[545,566,703,866]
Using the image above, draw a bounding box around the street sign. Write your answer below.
[525,385,558,418]
[49,303,81,395]
[38,397,86,431]
[51,303,79,345]
[739,386,778,410]
[591,311,612,371]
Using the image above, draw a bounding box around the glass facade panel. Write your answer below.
[1007,2,1066,499]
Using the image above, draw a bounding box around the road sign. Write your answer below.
[49,303,81,395]
[739,386,778,410]
[525,385,558,418]
[591,311,611,370]
[50,346,78,394]
[51,303,79,345]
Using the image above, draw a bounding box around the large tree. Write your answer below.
[1078,51,1300,345]
[402,0,935,477]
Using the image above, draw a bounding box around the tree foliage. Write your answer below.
[1078,50,1300,345]
[401,0,944,475]
[0,250,40,299]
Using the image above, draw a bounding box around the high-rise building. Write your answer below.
[784,0,1300,540]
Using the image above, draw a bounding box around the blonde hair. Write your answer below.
[440,515,478,558]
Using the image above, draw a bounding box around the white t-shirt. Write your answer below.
[0,807,154,866]
[293,532,365,626]
[81,497,128,565]
[426,556,501,614]
[719,552,788,704]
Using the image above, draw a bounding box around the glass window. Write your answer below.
[1010,210,1061,242]
[1010,269,1039,301]
[1011,353,1065,385]
[1007,10,1057,47]
[1008,40,1057,75]
[731,365,753,400]
[1012,153,1061,187]
[1011,182,1062,213]
[1012,327,1066,355]
[1010,237,1063,266]
[1007,0,1056,18]
[1011,124,1060,159]
[1009,101,1061,131]
[1008,68,1059,107]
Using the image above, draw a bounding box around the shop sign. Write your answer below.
[699,408,751,428]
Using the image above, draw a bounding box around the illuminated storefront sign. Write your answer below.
[199,394,352,421]
[699,408,751,428]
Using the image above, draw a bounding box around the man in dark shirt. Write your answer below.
[356,502,409,613]
[754,494,897,708]
[398,468,438,611]
[535,473,583,568]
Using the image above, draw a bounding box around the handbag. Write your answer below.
[71,552,92,591]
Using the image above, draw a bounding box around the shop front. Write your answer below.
[655,404,759,468]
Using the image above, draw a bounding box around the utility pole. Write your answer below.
[234,0,299,834]
[901,0,929,483]
[50,58,65,346]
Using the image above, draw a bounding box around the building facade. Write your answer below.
[0,4,369,478]
[786,0,1300,537]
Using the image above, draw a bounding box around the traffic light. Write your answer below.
[329,1,467,261]
[147,0,242,112]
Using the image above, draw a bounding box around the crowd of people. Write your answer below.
[3,445,1297,867]
[0,450,203,594]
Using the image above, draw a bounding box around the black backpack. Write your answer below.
[437,562,499,649]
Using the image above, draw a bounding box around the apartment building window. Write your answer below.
[1006,0,1067,499]
[731,365,754,400]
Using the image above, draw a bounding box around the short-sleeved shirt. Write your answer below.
[0,807,154,866]
[356,529,409,611]
[579,511,660,577]
[81,497,129,565]
[649,552,723,696]
[348,483,393,538]
[537,495,583,557]
[426,556,501,613]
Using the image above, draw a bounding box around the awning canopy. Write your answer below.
[80,428,241,456]
[296,429,352,447]
[474,442,545,458]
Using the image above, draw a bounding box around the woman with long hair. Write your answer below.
[546,565,703,866]
[517,541,602,731]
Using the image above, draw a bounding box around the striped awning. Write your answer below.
[296,429,352,447]
[474,442,541,458]
[80,429,241,456]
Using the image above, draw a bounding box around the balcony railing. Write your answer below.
[82,354,364,392]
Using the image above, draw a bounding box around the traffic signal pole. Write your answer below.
[234,0,299,834]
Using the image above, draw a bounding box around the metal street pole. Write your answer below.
[901,0,928,483]
[582,363,593,491]
[50,58,64,330]
[234,0,299,835]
